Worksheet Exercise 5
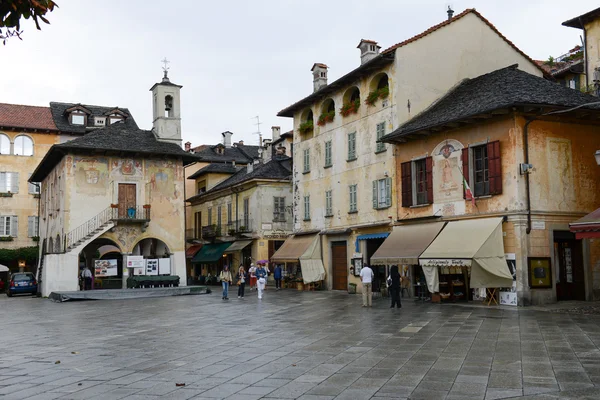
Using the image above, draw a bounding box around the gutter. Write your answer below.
[581,17,589,89]
[523,118,534,234]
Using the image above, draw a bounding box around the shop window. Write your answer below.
[373,178,392,209]
[303,148,310,173]
[273,197,286,222]
[0,172,19,193]
[401,158,432,207]
[303,195,310,221]
[0,215,17,237]
[325,190,333,217]
[13,135,33,156]
[349,184,357,213]
[0,133,10,154]
[324,141,332,167]
[376,122,386,153]
[347,132,356,161]
[462,141,502,199]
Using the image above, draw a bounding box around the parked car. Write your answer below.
[7,273,37,297]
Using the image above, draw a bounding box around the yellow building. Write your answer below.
[381,65,600,305]
[563,7,600,95]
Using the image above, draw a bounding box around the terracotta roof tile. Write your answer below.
[0,103,57,131]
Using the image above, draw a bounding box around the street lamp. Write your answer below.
[595,150,600,166]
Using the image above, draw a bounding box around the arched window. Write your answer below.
[349,88,360,103]
[14,135,33,156]
[0,133,10,155]
[377,74,389,90]
[165,95,174,118]
[48,237,54,254]
[55,234,61,253]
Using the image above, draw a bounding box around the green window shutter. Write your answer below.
[348,132,356,160]
[325,141,332,166]
[325,190,332,215]
[376,123,386,152]
[372,180,378,209]
[385,177,392,207]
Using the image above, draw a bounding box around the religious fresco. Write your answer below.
[110,158,143,178]
[432,140,465,211]
[73,157,109,195]
[146,160,180,200]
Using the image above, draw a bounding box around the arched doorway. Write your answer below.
[131,238,172,276]
[79,238,123,290]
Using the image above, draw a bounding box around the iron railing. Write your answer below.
[65,206,115,250]
[113,205,151,221]
[227,219,253,234]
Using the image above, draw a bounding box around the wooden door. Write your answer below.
[118,184,136,218]
[331,241,348,290]
[555,237,585,301]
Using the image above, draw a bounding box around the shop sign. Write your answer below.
[531,221,546,230]
[264,229,289,239]
[419,259,472,267]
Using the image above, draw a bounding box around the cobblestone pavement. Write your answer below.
[1,289,600,400]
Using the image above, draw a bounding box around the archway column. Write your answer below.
[122,253,131,289]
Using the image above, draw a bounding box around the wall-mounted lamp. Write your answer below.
[595,150,600,166]
[18,260,25,268]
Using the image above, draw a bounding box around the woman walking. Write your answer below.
[389,265,402,308]
[256,263,267,300]
[249,263,257,291]
[219,265,233,300]
[237,265,247,298]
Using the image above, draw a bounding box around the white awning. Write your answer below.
[299,234,326,284]
[371,222,446,265]
[0,264,9,273]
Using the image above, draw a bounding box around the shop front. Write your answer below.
[419,217,513,303]
[191,242,232,285]
[354,232,389,294]
[223,240,253,272]
[270,233,325,290]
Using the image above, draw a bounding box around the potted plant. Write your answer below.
[32,236,40,242]
[317,110,335,126]
[298,121,314,135]
[340,99,360,117]
[365,86,390,106]
[348,283,357,294]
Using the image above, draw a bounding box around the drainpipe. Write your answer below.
[581,18,589,89]
[523,118,534,234]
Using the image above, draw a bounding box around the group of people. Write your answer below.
[218,262,283,300]
[359,264,403,309]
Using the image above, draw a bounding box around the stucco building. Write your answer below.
[563,7,600,96]
[30,71,194,296]
[381,65,600,305]
[276,8,545,292]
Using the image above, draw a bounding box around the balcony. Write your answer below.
[226,219,253,235]
[201,225,221,238]
[111,204,151,223]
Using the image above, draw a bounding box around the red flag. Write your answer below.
[463,177,476,207]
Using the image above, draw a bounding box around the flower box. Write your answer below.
[0,192,13,198]
[340,99,360,117]
[143,204,151,209]
[110,204,119,208]
[365,86,390,106]
[0,236,14,242]
[317,111,335,126]
[298,121,314,135]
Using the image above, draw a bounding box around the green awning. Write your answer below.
[192,242,232,264]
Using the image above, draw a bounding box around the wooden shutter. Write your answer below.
[385,177,392,207]
[28,216,35,237]
[10,216,18,237]
[372,181,378,209]
[462,148,469,199]
[425,156,433,204]
[10,172,19,193]
[401,161,412,208]
[487,140,502,195]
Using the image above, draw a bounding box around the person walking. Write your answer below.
[219,265,233,300]
[389,265,402,308]
[81,266,93,291]
[237,265,247,298]
[249,263,257,291]
[256,263,267,300]
[274,264,282,290]
[360,264,374,307]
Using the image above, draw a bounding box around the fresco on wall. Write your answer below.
[432,140,465,216]
[110,159,143,178]
[547,138,575,210]
[74,157,108,195]
[146,160,179,201]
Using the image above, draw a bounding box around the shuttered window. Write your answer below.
[347,132,356,160]
[376,122,386,152]
[463,141,502,199]
[401,157,433,207]
[349,184,357,212]
[217,206,222,230]
[28,216,39,237]
[0,172,19,193]
[0,216,17,237]
[372,178,392,209]
[208,207,212,226]
[273,197,286,222]
[325,190,333,217]
[303,196,310,220]
[243,198,250,227]
[303,148,310,173]
[227,203,232,224]
[324,141,332,167]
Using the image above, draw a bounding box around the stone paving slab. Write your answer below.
[2,290,600,399]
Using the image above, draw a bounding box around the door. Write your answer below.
[555,231,585,301]
[331,241,348,290]
[118,184,136,219]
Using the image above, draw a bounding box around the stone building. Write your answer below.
[277,8,545,292]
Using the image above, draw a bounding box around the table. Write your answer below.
[486,288,499,306]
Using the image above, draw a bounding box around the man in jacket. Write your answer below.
[274,264,282,290]
[219,265,233,300]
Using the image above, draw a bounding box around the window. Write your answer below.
[70,112,86,125]
[349,184,357,213]
[208,207,212,226]
[472,145,489,197]
[347,132,356,160]
[28,216,39,237]
[376,122,386,153]
[109,114,124,124]
[325,190,333,217]
[227,203,232,225]
[401,158,432,207]
[0,172,19,193]
[461,142,502,201]
[13,135,33,156]
[243,198,249,228]
[197,180,206,194]
[217,206,222,231]
[94,117,106,126]
[0,216,17,237]
[324,141,332,167]
[194,212,201,238]
[303,148,310,173]
[303,196,310,220]
[372,178,392,209]
[0,134,10,154]
[28,174,40,194]
[273,197,286,222]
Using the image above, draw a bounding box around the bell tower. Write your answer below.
[150,58,183,146]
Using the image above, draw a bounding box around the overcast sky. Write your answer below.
[0,0,596,147]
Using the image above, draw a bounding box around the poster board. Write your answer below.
[158,258,171,275]
[127,256,145,276]
[146,259,159,276]
[94,259,118,277]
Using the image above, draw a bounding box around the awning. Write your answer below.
[355,232,389,252]
[0,264,9,273]
[419,217,512,291]
[192,242,232,264]
[185,244,203,258]
[370,222,446,265]
[570,207,600,239]
[271,234,326,284]
[224,240,253,253]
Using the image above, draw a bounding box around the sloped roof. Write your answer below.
[187,157,292,203]
[382,65,600,143]
[30,123,195,182]
[191,143,259,164]
[563,7,600,29]
[49,102,137,134]
[187,163,240,180]
[0,103,58,131]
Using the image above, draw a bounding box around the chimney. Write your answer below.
[246,163,253,173]
[184,141,191,152]
[447,6,454,20]
[221,131,233,148]
[271,126,281,142]
[238,140,244,146]
[311,63,328,92]
[357,39,380,65]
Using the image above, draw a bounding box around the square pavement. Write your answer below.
[1,289,600,399]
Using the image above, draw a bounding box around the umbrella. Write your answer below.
[0,264,9,273]
[257,260,269,265]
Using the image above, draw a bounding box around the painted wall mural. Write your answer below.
[146,160,180,201]
[73,157,109,195]
[432,140,465,217]
[110,159,143,179]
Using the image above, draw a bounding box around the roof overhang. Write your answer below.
[563,7,600,29]
[277,53,395,117]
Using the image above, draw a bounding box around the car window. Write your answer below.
[13,274,33,281]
